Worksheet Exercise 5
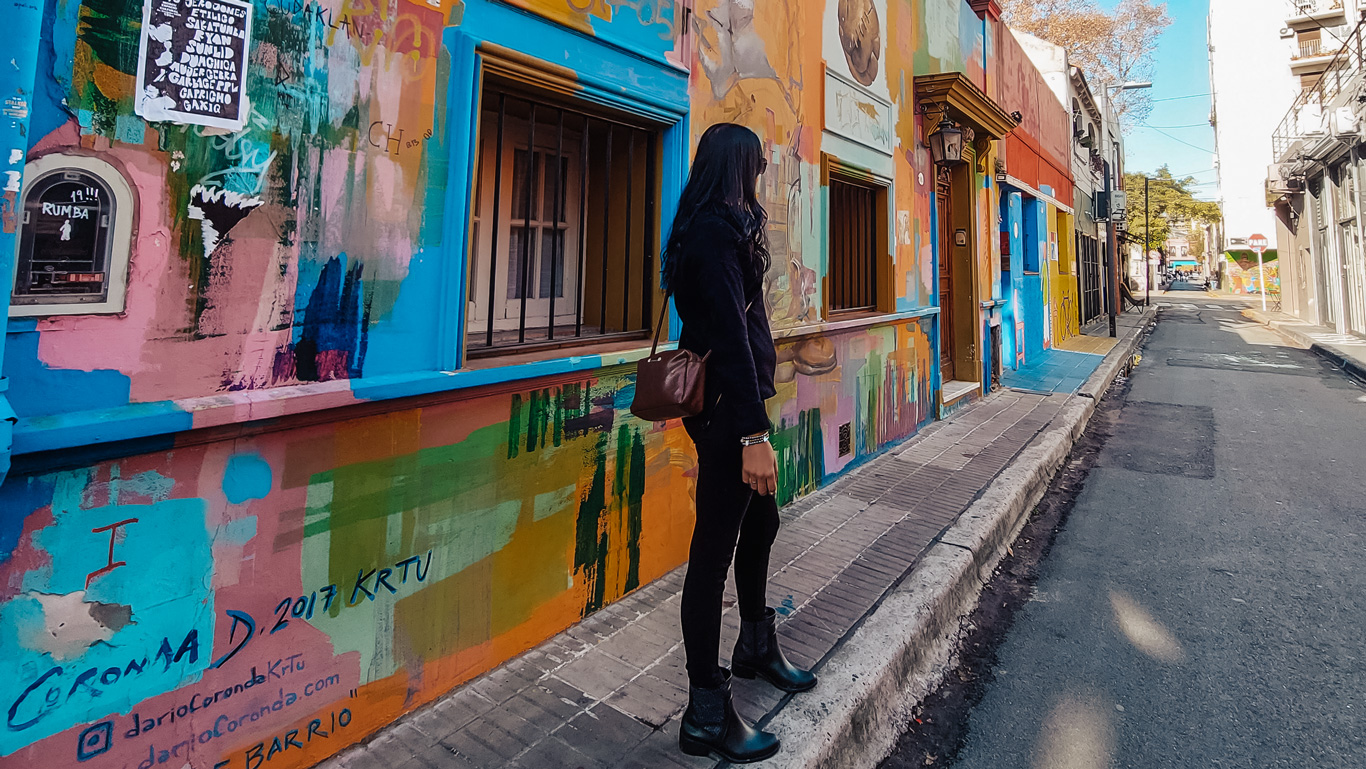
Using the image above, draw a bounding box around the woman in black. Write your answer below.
[662,123,817,763]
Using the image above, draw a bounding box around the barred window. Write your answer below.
[466,83,661,357]
[828,174,883,314]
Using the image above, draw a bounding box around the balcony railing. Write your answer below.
[1273,18,1366,162]
[1295,38,1328,59]
[1289,0,1345,18]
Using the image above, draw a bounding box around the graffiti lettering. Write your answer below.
[239,708,352,769]
[564,0,678,40]
[209,609,256,670]
[7,630,200,731]
[367,121,405,155]
[86,517,138,587]
[403,126,434,150]
[122,666,268,740]
[211,552,430,674]
[76,721,112,761]
[89,659,337,762]
[348,550,431,605]
[263,0,441,81]
[195,111,277,196]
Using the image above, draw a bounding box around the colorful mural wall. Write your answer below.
[1224,253,1281,295]
[0,0,1051,766]
[0,319,934,769]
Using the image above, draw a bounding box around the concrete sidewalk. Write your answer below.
[1244,308,1366,382]
[320,309,1156,769]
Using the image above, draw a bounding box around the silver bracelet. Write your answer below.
[740,432,770,447]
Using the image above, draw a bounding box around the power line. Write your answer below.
[1138,126,1215,153]
[1141,123,1212,129]
[1149,92,1212,102]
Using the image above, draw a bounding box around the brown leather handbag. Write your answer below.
[631,294,709,421]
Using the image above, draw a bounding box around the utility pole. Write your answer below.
[1105,159,1117,338]
[1145,175,1151,306]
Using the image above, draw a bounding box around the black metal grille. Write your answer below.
[828,177,878,314]
[467,84,659,357]
[14,170,114,305]
[1078,233,1103,325]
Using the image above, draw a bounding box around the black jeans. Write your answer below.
[680,419,781,688]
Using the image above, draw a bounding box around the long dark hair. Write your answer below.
[661,123,771,291]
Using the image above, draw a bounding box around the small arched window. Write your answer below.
[11,155,134,317]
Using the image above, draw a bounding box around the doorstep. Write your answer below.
[940,379,978,404]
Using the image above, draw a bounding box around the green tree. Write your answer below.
[1002,0,1171,123]
[1125,166,1221,256]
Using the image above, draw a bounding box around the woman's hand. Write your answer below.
[741,442,778,496]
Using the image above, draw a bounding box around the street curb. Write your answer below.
[1312,343,1366,383]
[1243,309,1366,384]
[760,309,1156,769]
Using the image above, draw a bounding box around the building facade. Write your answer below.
[1268,3,1366,333]
[1016,32,1123,330]
[1208,0,1299,290]
[995,28,1077,373]
[0,1,1072,767]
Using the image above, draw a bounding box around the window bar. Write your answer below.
[860,185,868,306]
[576,115,590,338]
[518,103,538,343]
[835,183,844,311]
[486,93,507,348]
[843,184,852,310]
[834,183,843,311]
[642,131,657,332]
[833,183,840,311]
[854,187,862,308]
[841,184,852,308]
[621,129,635,331]
[866,188,876,307]
[547,107,565,341]
[600,123,614,336]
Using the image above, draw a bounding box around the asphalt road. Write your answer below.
[946,290,1366,768]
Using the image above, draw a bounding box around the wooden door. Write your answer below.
[936,168,955,382]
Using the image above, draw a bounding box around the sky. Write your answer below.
[1105,0,1219,199]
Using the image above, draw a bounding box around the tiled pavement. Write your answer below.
[1000,347,1104,394]
[1001,309,1159,394]
[320,390,1076,769]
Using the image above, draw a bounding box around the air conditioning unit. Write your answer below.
[1280,27,1295,39]
[1333,106,1360,136]
[1268,163,1306,195]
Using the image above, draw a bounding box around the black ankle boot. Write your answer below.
[678,669,780,763]
[732,608,818,693]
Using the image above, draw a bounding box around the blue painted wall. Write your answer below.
[1022,197,1046,361]
[999,190,1024,371]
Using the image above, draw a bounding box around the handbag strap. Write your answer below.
[650,291,672,355]
[651,292,755,355]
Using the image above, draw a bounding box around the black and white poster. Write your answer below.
[135,0,253,130]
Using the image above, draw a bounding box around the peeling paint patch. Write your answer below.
[18,590,132,661]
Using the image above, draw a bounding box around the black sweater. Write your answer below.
[673,213,777,438]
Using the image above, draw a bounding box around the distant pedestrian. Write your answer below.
[660,123,817,764]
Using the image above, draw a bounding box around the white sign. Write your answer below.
[824,69,893,155]
[135,0,253,130]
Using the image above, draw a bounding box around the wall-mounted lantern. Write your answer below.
[928,116,965,167]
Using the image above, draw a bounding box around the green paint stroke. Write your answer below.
[773,409,824,507]
[574,432,609,617]
[623,428,646,593]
